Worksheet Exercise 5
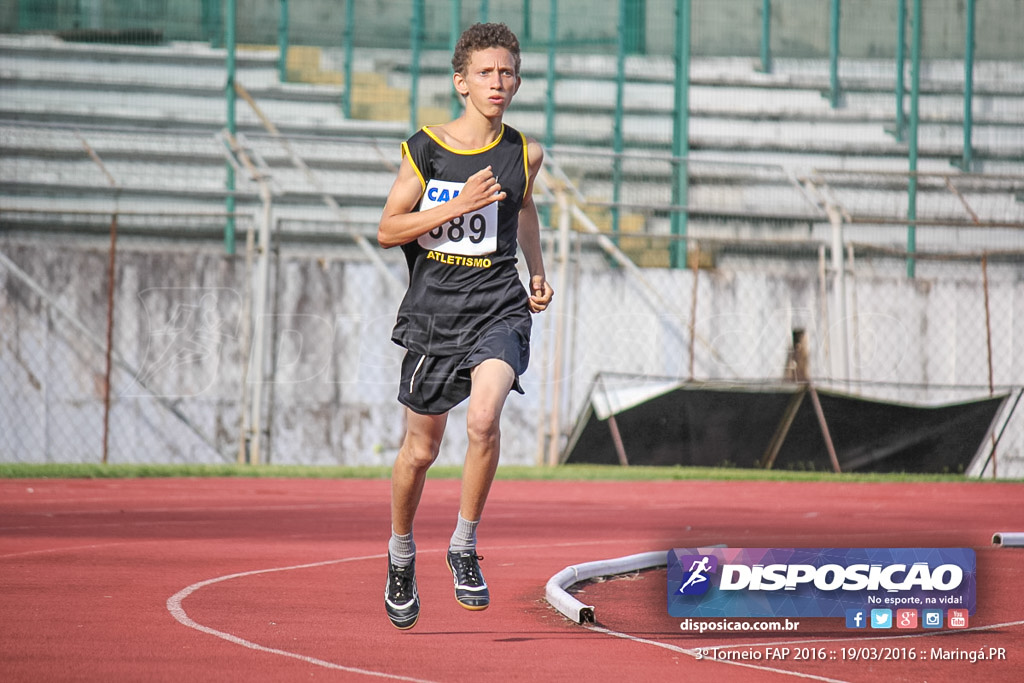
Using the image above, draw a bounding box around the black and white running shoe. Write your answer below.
[446,550,489,610]
[385,554,420,629]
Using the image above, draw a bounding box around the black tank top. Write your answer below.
[391,124,532,357]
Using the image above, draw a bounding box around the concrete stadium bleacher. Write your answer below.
[2,33,1022,256]
[0,34,406,244]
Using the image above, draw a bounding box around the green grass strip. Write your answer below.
[1,462,1017,483]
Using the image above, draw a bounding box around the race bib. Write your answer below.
[417,179,498,256]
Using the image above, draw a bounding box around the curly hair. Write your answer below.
[451,22,521,77]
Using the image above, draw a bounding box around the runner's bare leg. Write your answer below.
[391,409,448,535]
[459,358,516,521]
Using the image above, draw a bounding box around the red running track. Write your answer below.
[1,477,1022,682]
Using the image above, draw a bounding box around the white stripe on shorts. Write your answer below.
[409,355,426,393]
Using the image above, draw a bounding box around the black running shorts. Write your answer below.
[398,323,529,415]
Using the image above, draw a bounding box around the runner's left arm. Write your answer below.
[519,139,553,313]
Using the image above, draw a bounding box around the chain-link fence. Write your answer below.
[1,231,248,465]
[3,156,1021,474]
[13,1,1024,57]
[2,1,1023,474]
[532,156,1023,476]
[7,1,1024,147]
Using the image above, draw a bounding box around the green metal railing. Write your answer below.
[906,0,922,279]
[671,0,691,269]
[960,0,977,171]
[224,0,237,254]
[277,0,289,83]
[12,0,1012,273]
[610,0,628,239]
[271,0,993,276]
[759,0,771,73]
[342,0,355,119]
[543,0,558,151]
[894,0,907,141]
[449,0,463,119]
[828,0,841,108]
[409,0,424,135]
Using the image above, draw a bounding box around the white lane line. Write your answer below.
[165,539,654,681]
[2,502,368,522]
[585,625,851,683]
[166,554,439,683]
[0,541,138,559]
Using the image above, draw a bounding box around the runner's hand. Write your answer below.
[528,275,553,313]
[458,166,506,212]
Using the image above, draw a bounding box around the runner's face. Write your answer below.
[455,47,520,117]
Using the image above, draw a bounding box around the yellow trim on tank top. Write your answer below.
[422,125,505,155]
[400,140,427,192]
[519,130,530,196]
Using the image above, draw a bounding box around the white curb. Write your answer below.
[992,531,1024,547]
[545,550,668,624]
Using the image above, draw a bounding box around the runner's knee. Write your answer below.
[399,437,442,470]
[466,405,501,448]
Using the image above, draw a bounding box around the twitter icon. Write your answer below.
[870,609,893,629]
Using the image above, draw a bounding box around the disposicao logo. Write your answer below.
[667,548,976,619]
[676,555,718,596]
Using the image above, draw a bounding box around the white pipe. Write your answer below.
[992,532,1024,547]
[545,550,667,624]
[247,181,273,466]
[546,189,571,466]
[826,204,850,385]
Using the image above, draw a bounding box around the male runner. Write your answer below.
[377,22,553,630]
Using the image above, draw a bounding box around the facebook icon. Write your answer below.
[845,609,867,629]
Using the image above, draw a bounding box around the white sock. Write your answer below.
[388,529,415,568]
[449,514,479,553]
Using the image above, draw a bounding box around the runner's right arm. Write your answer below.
[378,159,506,248]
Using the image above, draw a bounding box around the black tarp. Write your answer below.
[562,380,1008,474]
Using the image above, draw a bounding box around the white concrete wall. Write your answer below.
[3,239,1021,475]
